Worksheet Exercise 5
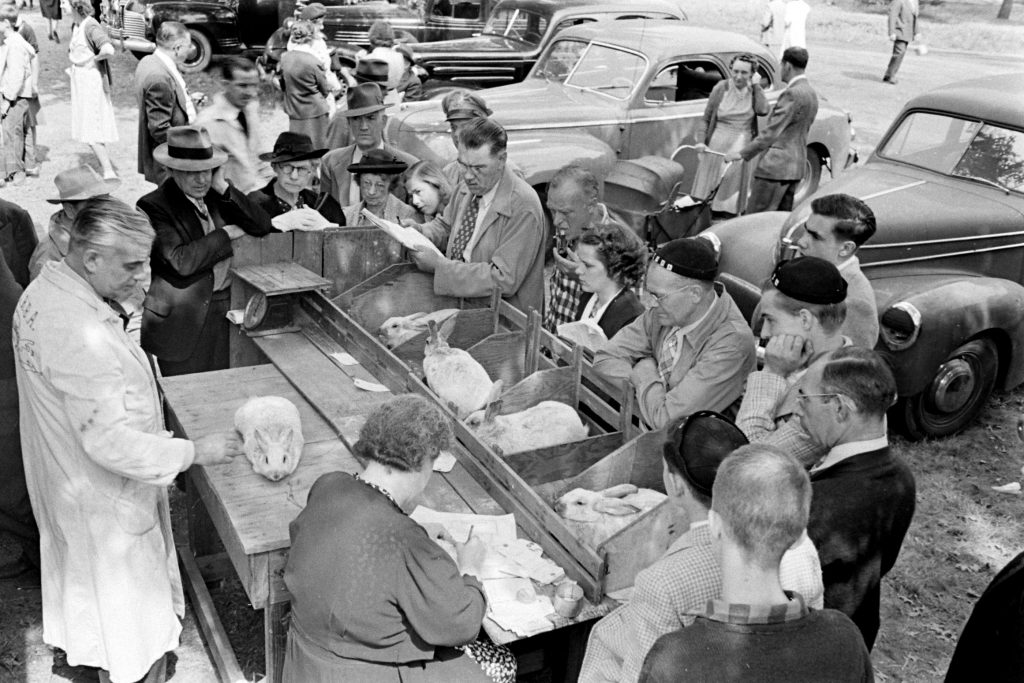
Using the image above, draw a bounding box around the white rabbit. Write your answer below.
[234,396,304,482]
[379,308,460,349]
[423,319,498,419]
[466,400,589,456]
[554,484,667,548]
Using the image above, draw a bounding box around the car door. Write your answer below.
[424,0,487,42]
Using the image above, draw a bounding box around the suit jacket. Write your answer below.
[280,50,330,120]
[889,0,918,41]
[136,179,273,361]
[135,53,190,183]
[808,446,916,650]
[740,76,818,181]
[0,198,38,289]
[195,92,268,193]
[575,289,644,341]
[419,165,546,315]
[320,143,419,206]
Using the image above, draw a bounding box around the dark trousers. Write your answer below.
[884,40,908,80]
[290,114,330,150]
[1,98,30,177]
[746,177,798,214]
[158,290,231,377]
[0,378,39,566]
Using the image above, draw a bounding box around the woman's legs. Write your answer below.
[90,143,117,179]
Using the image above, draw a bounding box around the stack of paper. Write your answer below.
[361,209,442,256]
[492,538,565,585]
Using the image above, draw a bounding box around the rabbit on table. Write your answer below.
[234,396,304,482]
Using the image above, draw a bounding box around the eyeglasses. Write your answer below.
[279,163,313,177]
[640,285,693,308]
[795,391,844,405]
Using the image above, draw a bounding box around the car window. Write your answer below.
[555,17,596,34]
[952,124,1024,193]
[432,0,483,20]
[565,42,647,100]
[533,38,588,82]
[483,7,549,46]
[645,60,725,104]
[880,112,984,172]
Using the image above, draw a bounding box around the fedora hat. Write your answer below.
[47,165,120,204]
[355,58,390,85]
[153,125,228,171]
[346,149,408,176]
[259,132,328,163]
[342,83,391,118]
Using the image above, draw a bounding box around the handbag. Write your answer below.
[460,639,517,683]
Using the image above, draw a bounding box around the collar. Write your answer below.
[351,141,386,164]
[154,49,180,76]
[474,176,501,211]
[670,282,727,344]
[701,591,808,625]
[661,519,712,558]
[45,261,123,327]
[787,74,808,88]
[206,91,243,119]
[837,255,859,272]
[811,435,889,473]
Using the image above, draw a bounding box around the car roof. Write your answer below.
[499,0,681,15]
[554,19,772,62]
[904,73,1024,129]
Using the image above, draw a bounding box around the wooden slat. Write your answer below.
[233,261,331,295]
[178,546,247,683]
[292,231,325,276]
[504,433,625,488]
[262,232,296,264]
[323,228,407,298]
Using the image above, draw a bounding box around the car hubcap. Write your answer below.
[930,358,976,414]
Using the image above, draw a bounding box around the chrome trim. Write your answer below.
[880,301,922,351]
[120,36,155,53]
[865,240,1024,268]
[503,118,624,131]
[860,229,1024,251]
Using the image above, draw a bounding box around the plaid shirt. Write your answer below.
[544,267,584,331]
[698,591,808,625]
[735,369,825,468]
[580,525,824,683]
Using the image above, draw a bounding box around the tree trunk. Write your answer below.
[997,0,1013,19]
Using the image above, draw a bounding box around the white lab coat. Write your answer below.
[782,0,810,57]
[13,261,195,683]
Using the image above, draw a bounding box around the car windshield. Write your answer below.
[878,112,1024,194]
[482,8,549,46]
[563,43,646,100]
[532,39,588,82]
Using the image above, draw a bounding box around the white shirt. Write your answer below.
[461,180,500,262]
[782,0,810,53]
[154,48,196,121]
[580,287,625,324]
[811,435,889,473]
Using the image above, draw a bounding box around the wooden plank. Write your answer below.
[264,598,290,683]
[233,261,331,295]
[336,264,461,332]
[466,332,527,389]
[292,231,325,276]
[323,228,406,298]
[262,232,296,265]
[333,261,418,306]
[504,433,625,488]
[178,546,247,683]
[230,235,264,268]
[600,501,674,595]
[497,366,579,414]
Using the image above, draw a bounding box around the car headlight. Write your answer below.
[144,6,155,24]
[880,301,922,351]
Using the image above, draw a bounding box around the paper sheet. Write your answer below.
[361,209,442,256]
[556,319,608,353]
[329,352,359,366]
[353,378,389,392]
[487,595,556,637]
[483,577,536,606]
[432,450,457,473]
[410,507,517,544]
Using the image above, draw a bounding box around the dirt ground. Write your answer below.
[1,1,1023,681]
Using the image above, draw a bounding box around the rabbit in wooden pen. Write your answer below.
[234,396,304,482]
[466,399,589,456]
[378,309,459,349]
[423,319,500,419]
[555,484,667,548]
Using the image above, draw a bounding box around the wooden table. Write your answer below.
[162,328,615,682]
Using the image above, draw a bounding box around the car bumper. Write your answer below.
[109,31,156,54]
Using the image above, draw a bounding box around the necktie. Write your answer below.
[657,327,682,382]
[195,199,231,291]
[449,194,480,262]
[103,298,130,330]
[237,109,248,136]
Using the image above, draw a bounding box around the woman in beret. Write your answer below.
[568,222,647,342]
[283,395,513,682]
[344,149,417,227]
[248,132,345,224]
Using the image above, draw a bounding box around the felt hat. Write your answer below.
[258,132,328,163]
[651,237,718,281]
[153,125,228,171]
[342,83,391,117]
[771,256,847,305]
[395,43,415,65]
[298,2,325,20]
[47,165,120,204]
[355,58,390,85]
[663,410,749,498]
[346,149,409,175]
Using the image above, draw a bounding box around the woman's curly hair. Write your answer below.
[578,221,648,289]
[353,395,453,472]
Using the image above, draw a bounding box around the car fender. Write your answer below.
[149,2,236,45]
[874,274,1024,395]
[507,132,617,189]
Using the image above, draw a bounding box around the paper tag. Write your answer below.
[226,309,245,325]
[330,352,359,366]
[432,450,457,472]
[353,378,389,392]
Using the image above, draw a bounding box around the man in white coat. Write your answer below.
[13,196,241,683]
[781,0,810,59]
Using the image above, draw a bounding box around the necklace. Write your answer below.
[353,472,403,513]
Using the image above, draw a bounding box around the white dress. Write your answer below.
[68,19,119,144]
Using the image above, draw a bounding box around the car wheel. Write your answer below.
[792,147,823,205]
[179,29,213,74]
[899,337,999,440]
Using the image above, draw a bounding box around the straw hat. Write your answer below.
[153,125,228,171]
[47,165,120,204]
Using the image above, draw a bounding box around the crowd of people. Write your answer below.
[0,2,1011,683]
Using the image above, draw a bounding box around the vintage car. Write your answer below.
[707,73,1024,439]
[406,0,685,93]
[111,0,498,73]
[387,20,854,207]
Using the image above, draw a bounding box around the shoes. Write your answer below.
[25,167,39,177]
[53,31,59,44]
[883,76,897,84]
[9,171,26,186]
[102,170,118,181]
[0,178,5,188]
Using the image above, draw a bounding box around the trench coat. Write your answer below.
[13,261,195,683]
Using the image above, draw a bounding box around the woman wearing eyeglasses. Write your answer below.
[343,150,417,227]
[249,132,345,224]
[694,54,769,215]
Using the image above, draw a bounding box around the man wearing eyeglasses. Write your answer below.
[736,256,851,467]
[794,345,915,650]
[196,57,268,193]
[135,21,196,185]
[593,237,755,429]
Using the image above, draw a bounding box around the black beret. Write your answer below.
[663,411,749,498]
[770,256,847,305]
[651,237,718,281]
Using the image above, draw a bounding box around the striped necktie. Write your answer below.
[658,327,682,382]
[449,194,480,262]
